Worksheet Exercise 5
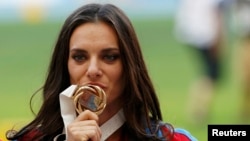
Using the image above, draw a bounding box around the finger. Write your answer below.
[68,115,101,138]
[74,110,99,122]
[68,120,99,131]
[67,124,102,141]
[80,127,101,141]
[67,110,101,141]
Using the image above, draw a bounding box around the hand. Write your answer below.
[67,110,101,141]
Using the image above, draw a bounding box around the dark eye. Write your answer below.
[72,53,86,62]
[103,54,119,62]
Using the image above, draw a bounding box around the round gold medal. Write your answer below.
[72,84,106,115]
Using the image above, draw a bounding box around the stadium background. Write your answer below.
[0,0,246,141]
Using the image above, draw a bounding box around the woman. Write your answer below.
[6,3,197,141]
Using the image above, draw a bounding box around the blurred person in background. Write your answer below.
[6,3,197,141]
[174,0,227,124]
[231,0,250,122]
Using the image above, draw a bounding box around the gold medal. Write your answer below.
[72,84,106,115]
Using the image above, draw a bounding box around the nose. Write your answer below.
[86,58,102,80]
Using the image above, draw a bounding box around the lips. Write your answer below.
[85,82,106,89]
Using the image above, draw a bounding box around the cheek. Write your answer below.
[110,66,123,83]
[68,62,75,83]
[109,67,124,93]
[68,61,82,84]
[107,68,125,104]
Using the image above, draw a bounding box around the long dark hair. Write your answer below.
[7,3,173,141]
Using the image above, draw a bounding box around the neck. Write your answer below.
[99,99,124,125]
[106,124,126,141]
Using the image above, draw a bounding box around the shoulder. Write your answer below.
[10,129,40,141]
[172,128,198,141]
[158,123,198,141]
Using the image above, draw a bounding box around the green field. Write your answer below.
[0,18,247,141]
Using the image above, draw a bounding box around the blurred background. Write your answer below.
[1,0,249,141]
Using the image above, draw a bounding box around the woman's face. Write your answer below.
[68,21,124,109]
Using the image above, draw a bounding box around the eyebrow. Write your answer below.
[69,47,119,53]
[70,48,86,53]
[102,48,119,52]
